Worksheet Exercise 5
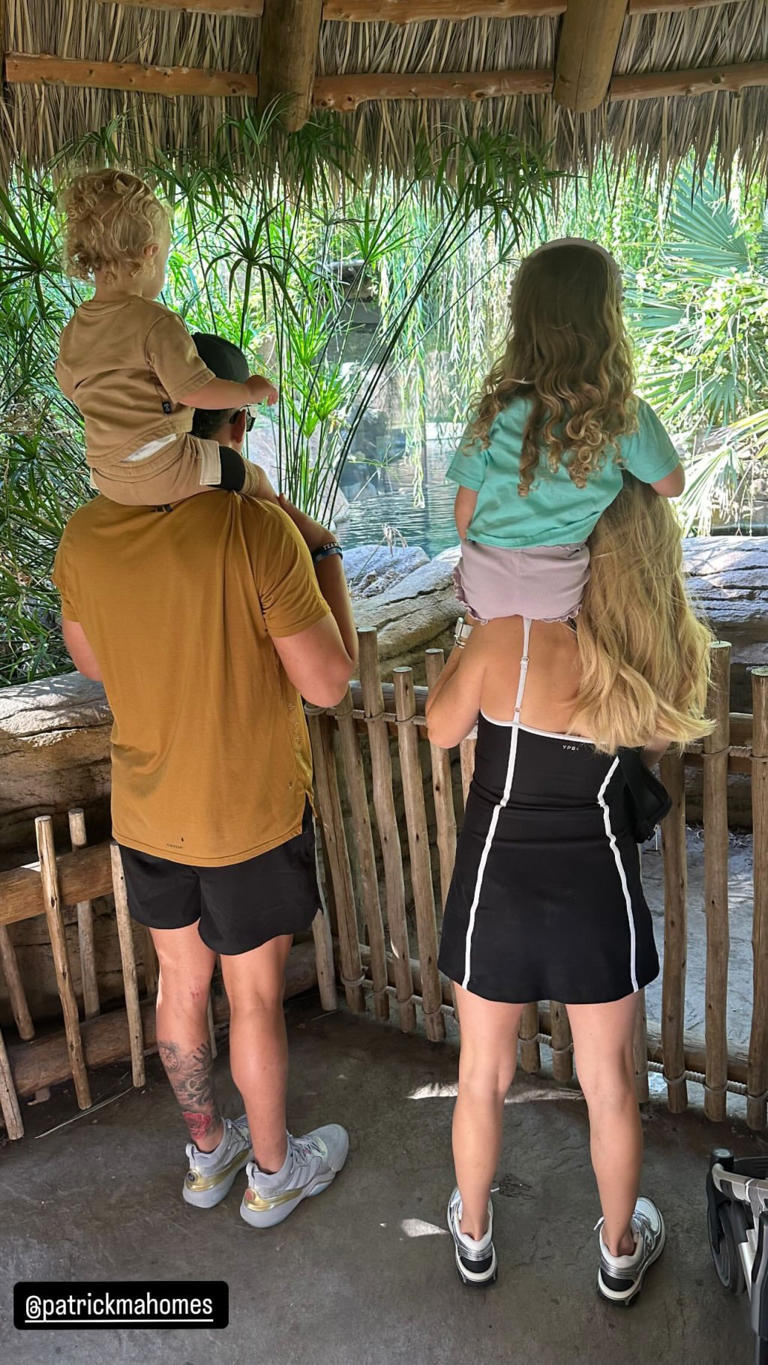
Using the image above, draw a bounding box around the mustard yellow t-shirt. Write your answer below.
[56,296,215,472]
[52,493,330,865]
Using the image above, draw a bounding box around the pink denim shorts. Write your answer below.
[453,539,590,624]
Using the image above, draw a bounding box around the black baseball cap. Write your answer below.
[192,332,249,384]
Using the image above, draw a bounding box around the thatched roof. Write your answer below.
[2,0,768,185]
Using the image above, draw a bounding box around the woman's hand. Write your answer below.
[277,494,338,556]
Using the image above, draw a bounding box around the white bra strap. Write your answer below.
[513,618,532,721]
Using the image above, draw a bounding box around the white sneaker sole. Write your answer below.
[240,1170,338,1229]
[182,1150,252,1209]
[597,1216,666,1304]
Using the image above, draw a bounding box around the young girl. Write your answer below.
[449,238,685,632]
[56,169,275,506]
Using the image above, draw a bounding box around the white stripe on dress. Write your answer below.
[597,757,639,993]
[461,618,532,992]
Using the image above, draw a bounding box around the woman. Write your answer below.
[426,475,712,1303]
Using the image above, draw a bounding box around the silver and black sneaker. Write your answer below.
[597,1196,666,1304]
[447,1186,498,1287]
[183,1114,252,1209]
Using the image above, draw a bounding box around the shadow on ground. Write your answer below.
[1,993,764,1365]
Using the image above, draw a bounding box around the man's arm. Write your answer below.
[62,619,102,681]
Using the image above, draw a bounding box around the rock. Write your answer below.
[352,547,461,673]
[682,536,767,709]
[344,544,429,599]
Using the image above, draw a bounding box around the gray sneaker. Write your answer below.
[240,1124,349,1229]
[183,1115,252,1209]
[597,1196,666,1304]
[447,1187,498,1286]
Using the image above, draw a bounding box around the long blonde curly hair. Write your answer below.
[465,240,637,496]
[573,473,714,754]
[60,169,169,282]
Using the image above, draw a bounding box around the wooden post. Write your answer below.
[358,630,416,1033]
[702,643,731,1121]
[68,809,101,1019]
[459,733,476,807]
[206,995,217,1060]
[660,752,688,1113]
[549,1000,573,1082]
[519,1001,540,1073]
[306,710,365,1013]
[424,650,459,906]
[142,925,159,998]
[0,1023,23,1140]
[0,926,34,1040]
[747,669,768,1131]
[109,843,146,1089]
[393,667,446,1043]
[257,0,324,130]
[35,817,92,1111]
[633,988,649,1103]
[334,686,389,1021]
[311,904,339,1013]
[553,0,629,112]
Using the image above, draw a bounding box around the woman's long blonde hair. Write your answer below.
[572,474,714,754]
[465,240,637,495]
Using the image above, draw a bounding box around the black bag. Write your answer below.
[617,747,672,843]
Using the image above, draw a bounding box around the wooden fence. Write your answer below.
[0,631,765,1139]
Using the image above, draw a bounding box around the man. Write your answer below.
[53,332,357,1228]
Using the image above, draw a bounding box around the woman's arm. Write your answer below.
[425,631,486,749]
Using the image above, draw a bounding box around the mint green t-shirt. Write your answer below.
[446,396,680,548]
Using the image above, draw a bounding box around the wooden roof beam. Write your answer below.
[257,0,324,131]
[4,52,258,96]
[92,0,747,19]
[553,0,629,113]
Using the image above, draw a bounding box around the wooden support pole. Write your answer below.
[553,0,628,112]
[311,903,339,1013]
[358,630,416,1033]
[0,926,34,1041]
[610,60,768,104]
[747,669,768,1132]
[334,686,389,1020]
[5,53,259,97]
[393,667,446,1043]
[519,1001,540,1073]
[0,1024,23,1141]
[257,0,323,131]
[633,988,649,1103]
[549,1000,573,1082]
[35,817,92,1111]
[94,0,746,23]
[68,809,100,1020]
[702,643,731,1122]
[660,752,688,1113]
[109,843,146,1089]
[313,68,553,111]
[307,710,366,1013]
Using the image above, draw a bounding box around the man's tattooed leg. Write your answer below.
[157,1039,224,1151]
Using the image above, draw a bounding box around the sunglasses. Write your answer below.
[234,407,256,432]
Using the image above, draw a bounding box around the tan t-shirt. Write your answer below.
[52,493,330,865]
[56,296,215,472]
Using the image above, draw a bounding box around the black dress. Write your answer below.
[438,621,659,1005]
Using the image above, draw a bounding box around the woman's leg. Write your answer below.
[219,934,294,1175]
[567,992,642,1256]
[151,923,220,1151]
[452,985,525,1238]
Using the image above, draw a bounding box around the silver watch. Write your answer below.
[454,617,474,649]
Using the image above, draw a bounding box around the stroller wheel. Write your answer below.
[709,1203,746,1295]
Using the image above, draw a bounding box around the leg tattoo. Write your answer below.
[157,1039,222,1149]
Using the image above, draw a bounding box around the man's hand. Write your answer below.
[246,373,278,406]
[277,494,337,556]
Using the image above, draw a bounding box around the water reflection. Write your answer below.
[339,434,460,558]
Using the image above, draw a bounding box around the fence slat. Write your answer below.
[660,752,688,1113]
[0,1024,23,1140]
[306,710,365,1013]
[703,643,731,1121]
[393,667,445,1043]
[0,926,34,1040]
[747,669,768,1131]
[334,686,389,1021]
[519,1001,540,1072]
[549,1000,573,1081]
[35,817,92,1110]
[68,808,101,1020]
[358,630,416,1033]
[109,844,146,1088]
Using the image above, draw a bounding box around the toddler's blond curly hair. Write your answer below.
[60,169,170,282]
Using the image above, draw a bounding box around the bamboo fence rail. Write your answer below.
[0,631,764,1138]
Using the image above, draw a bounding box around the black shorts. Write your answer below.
[119,801,319,956]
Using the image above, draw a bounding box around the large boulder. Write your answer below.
[345,543,429,598]
[683,536,766,709]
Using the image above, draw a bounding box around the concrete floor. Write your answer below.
[1,993,766,1365]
